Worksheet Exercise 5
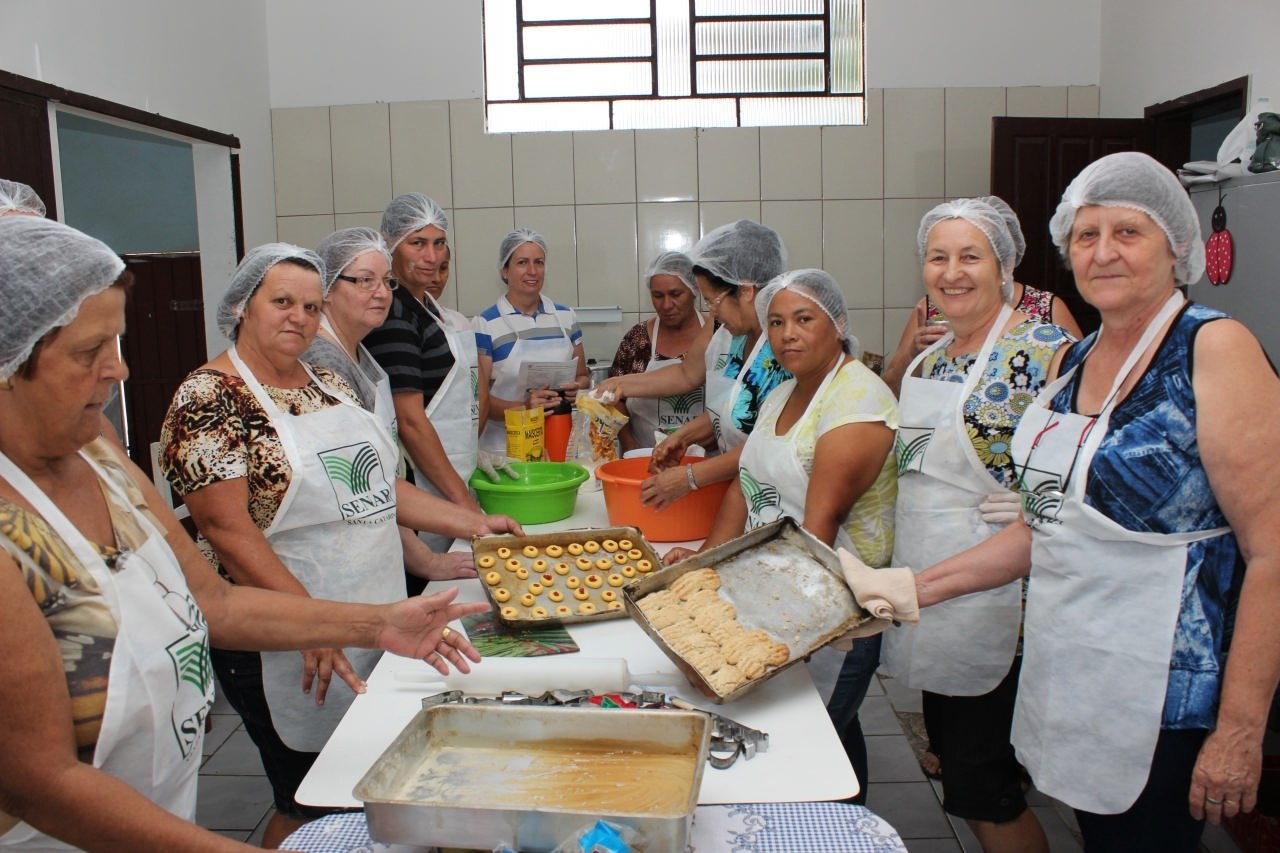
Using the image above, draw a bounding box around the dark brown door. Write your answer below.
[0,86,56,218]
[991,117,1151,334]
[120,254,208,480]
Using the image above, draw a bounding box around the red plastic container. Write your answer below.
[544,412,572,462]
[594,456,731,542]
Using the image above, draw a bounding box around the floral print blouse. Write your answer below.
[921,320,1073,489]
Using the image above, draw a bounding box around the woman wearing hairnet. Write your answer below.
[668,270,899,804]
[594,220,792,508]
[474,228,589,451]
[160,243,519,844]
[303,227,477,583]
[608,251,707,451]
[878,198,1075,853]
[852,152,1280,851]
[0,178,46,217]
[0,217,488,850]
[881,195,1082,396]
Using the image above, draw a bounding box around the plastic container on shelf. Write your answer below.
[468,461,589,524]
[594,455,731,542]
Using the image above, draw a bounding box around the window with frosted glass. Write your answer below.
[482,0,864,132]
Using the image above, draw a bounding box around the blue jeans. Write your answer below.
[825,634,882,805]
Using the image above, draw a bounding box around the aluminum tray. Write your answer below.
[623,517,870,703]
[472,526,662,627]
[356,703,709,852]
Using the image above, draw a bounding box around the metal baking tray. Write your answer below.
[356,703,709,852]
[472,526,662,627]
[623,517,870,704]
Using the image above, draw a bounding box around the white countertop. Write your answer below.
[295,489,857,808]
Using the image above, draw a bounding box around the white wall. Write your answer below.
[0,0,276,249]
[265,0,1102,109]
[1099,0,1280,117]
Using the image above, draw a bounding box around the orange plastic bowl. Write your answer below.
[595,456,731,542]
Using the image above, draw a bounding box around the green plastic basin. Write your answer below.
[468,461,590,524]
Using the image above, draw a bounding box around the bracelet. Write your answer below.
[686,463,700,491]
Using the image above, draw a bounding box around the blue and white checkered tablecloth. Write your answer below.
[281,802,906,852]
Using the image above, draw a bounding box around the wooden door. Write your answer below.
[990,117,1150,334]
[0,85,56,217]
[120,253,208,479]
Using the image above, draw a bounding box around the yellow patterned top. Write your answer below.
[753,360,899,567]
[0,440,155,774]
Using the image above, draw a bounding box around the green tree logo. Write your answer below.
[322,443,381,493]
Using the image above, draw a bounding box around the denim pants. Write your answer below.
[825,634,882,805]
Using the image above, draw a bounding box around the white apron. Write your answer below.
[419,293,481,489]
[0,449,214,849]
[479,296,575,452]
[705,327,767,454]
[317,314,397,441]
[626,316,706,447]
[738,360,853,552]
[881,304,1023,696]
[228,346,404,752]
[1010,292,1225,814]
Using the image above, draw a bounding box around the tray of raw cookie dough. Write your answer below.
[472,527,662,627]
[624,517,871,704]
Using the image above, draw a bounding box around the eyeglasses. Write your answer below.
[337,274,399,292]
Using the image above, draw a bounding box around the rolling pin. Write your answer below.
[393,656,682,695]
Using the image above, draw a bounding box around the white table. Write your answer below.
[295,490,858,809]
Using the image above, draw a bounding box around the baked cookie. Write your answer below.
[522,545,539,558]
[545,544,565,558]
[477,555,496,569]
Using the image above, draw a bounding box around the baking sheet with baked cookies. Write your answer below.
[624,518,870,703]
[472,526,662,627]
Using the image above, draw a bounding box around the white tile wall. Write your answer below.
[635,129,697,202]
[449,99,513,208]
[945,88,1006,199]
[760,126,822,200]
[512,132,575,207]
[331,103,392,214]
[273,87,1086,354]
[272,107,333,216]
[762,200,822,270]
[389,101,453,206]
[823,88,883,200]
[698,128,760,202]
[1007,86,1068,118]
[1068,85,1101,118]
[575,204,639,312]
[883,88,945,199]
[573,131,637,205]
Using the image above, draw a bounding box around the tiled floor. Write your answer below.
[196,651,1245,852]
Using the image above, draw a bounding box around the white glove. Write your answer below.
[477,451,520,484]
[979,490,1020,525]
[836,548,920,626]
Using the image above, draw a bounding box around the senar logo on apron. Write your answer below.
[317,441,394,524]
[147,562,214,761]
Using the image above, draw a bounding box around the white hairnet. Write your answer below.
[917,199,1017,302]
[978,195,1026,266]
[316,227,391,294]
[0,179,47,217]
[689,220,787,289]
[497,228,549,279]
[1049,151,1204,285]
[381,193,449,252]
[756,269,860,356]
[644,251,696,294]
[0,217,124,379]
[217,243,324,340]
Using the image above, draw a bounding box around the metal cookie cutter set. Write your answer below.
[421,688,769,769]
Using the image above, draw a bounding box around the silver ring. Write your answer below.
[1205,796,1223,805]
[1224,799,1238,806]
